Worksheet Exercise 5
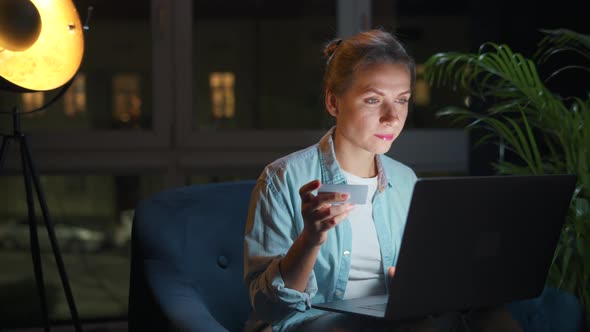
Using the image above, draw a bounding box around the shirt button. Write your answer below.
[343,250,350,256]
[335,290,343,297]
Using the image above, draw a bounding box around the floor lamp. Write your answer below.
[0,0,85,331]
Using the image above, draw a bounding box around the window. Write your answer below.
[192,1,337,130]
[0,174,163,324]
[210,72,236,121]
[63,74,87,117]
[113,74,143,128]
[21,92,45,111]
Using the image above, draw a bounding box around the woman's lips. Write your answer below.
[374,134,394,141]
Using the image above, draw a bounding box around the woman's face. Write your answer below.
[326,62,411,157]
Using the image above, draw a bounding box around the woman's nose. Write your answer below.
[381,103,399,124]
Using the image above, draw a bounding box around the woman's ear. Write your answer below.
[325,90,338,117]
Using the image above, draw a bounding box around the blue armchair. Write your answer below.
[128,180,586,332]
[128,180,256,331]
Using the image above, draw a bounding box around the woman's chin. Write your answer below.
[373,143,394,155]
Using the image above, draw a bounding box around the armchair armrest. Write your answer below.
[506,286,585,332]
[144,260,230,332]
[129,258,230,332]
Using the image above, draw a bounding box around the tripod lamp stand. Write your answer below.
[0,0,85,331]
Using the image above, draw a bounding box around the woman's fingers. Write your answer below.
[300,180,351,207]
[299,180,355,234]
[299,180,321,203]
[317,208,353,232]
[302,202,354,232]
[304,192,350,221]
[301,181,351,216]
[315,191,350,207]
[388,266,396,278]
[311,202,354,221]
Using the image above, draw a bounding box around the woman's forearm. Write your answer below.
[279,231,322,292]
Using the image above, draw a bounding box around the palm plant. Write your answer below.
[424,28,590,325]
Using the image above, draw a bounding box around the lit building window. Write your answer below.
[113,74,142,124]
[64,74,86,117]
[209,72,235,119]
[21,91,44,111]
[414,64,431,107]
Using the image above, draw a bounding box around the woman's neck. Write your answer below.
[333,135,377,178]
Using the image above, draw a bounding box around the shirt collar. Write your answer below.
[317,126,391,191]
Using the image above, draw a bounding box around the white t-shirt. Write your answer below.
[342,169,386,300]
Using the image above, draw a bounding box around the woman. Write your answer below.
[243,29,520,332]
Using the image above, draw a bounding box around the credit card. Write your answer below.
[317,183,368,205]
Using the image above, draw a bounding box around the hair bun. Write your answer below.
[323,39,343,59]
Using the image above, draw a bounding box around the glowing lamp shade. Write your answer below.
[0,0,42,51]
[0,0,84,91]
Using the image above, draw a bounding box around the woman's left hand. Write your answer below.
[388,266,396,278]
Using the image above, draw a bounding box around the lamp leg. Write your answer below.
[21,134,83,332]
[0,135,10,169]
[19,135,51,332]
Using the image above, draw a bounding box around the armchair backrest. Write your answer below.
[128,180,257,332]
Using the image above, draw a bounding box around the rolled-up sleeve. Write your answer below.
[244,176,317,324]
[243,176,318,325]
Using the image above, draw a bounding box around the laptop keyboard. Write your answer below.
[360,302,387,311]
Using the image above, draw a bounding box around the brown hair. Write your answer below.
[323,29,415,97]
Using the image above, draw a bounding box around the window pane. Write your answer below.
[0,174,163,326]
[0,0,153,131]
[192,1,336,130]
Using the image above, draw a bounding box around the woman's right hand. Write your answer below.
[298,179,354,246]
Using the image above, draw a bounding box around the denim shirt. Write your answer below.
[243,128,417,332]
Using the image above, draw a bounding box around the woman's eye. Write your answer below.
[395,98,409,105]
[365,98,379,104]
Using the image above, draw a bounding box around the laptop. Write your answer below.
[313,174,576,321]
